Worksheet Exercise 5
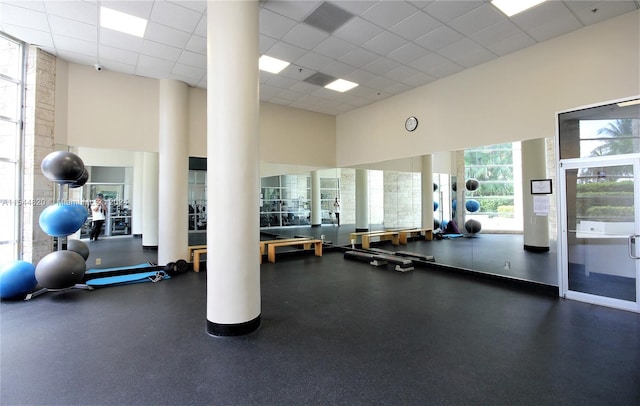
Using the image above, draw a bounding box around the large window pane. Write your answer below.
[559,101,640,159]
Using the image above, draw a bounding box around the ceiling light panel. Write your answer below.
[492,0,548,17]
[100,6,147,37]
[325,79,358,92]
[259,55,290,74]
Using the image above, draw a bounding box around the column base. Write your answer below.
[142,245,158,250]
[355,228,369,232]
[524,245,549,253]
[207,315,261,337]
[311,224,321,227]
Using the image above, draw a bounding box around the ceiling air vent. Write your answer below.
[303,2,354,34]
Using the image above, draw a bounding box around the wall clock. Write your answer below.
[405,116,418,132]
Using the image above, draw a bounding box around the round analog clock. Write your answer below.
[405,116,418,132]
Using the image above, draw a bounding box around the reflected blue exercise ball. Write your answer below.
[41,151,85,184]
[67,239,90,261]
[39,203,87,237]
[465,199,481,213]
[35,250,86,290]
[452,199,457,210]
[441,219,449,229]
[466,178,480,191]
[433,182,438,191]
[433,201,439,211]
[465,219,482,234]
[0,260,37,299]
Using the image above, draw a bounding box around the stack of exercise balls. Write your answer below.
[0,151,91,299]
[464,178,482,234]
[36,151,90,290]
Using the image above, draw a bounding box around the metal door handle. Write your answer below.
[628,235,640,259]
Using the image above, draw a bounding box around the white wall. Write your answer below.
[336,10,640,168]
[59,65,337,168]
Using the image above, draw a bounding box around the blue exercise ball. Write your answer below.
[452,199,457,210]
[69,168,89,188]
[465,219,482,234]
[35,250,86,290]
[39,203,87,237]
[0,260,37,299]
[433,182,438,191]
[433,201,439,211]
[466,178,480,191]
[67,239,90,261]
[41,151,85,184]
[441,219,449,229]
[465,199,481,213]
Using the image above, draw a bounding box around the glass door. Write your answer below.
[559,156,640,312]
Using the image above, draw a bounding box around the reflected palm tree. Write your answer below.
[585,119,639,180]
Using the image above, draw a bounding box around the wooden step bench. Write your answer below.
[398,228,433,244]
[260,237,311,264]
[188,245,207,262]
[192,248,207,272]
[360,231,400,250]
[267,239,322,263]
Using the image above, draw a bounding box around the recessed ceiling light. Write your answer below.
[100,7,147,38]
[617,99,640,107]
[259,55,290,74]
[491,0,547,17]
[325,79,358,93]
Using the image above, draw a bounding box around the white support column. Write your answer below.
[311,171,321,226]
[421,155,434,230]
[132,152,143,237]
[206,0,261,336]
[355,169,369,232]
[142,152,159,249]
[158,79,189,264]
[522,138,550,252]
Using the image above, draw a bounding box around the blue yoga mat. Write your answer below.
[86,263,154,274]
[86,271,170,287]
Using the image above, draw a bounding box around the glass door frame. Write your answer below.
[558,154,640,313]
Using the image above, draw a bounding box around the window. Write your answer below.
[464,142,522,232]
[0,33,23,262]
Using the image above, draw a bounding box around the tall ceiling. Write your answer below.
[1,0,638,116]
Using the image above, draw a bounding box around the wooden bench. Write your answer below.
[360,231,400,250]
[192,248,207,272]
[267,239,322,263]
[398,228,433,244]
[260,237,311,264]
[187,245,207,262]
[349,230,397,247]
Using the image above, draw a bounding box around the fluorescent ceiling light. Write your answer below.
[100,7,147,38]
[325,79,358,92]
[617,99,640,107]
[259,55,290,74]
[491,0,547,17]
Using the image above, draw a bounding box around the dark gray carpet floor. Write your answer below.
[2,251,639,406]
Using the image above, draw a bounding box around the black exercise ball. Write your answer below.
[41,151,85,184]
[465,219,482,234]
[465,178,480,191]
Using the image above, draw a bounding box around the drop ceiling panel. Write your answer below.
[0,0,637,117]
[415,25,464,51]
[361,30,407,56]
[312,35,357,59]
[423,0,483,23]
[333,16,385,46]
[144,22,191,48]
[44,1,97,24]
[389,11,442,41]
[360,1,419,29]
[448,3,506,36]
[149,1,202,33]
[281,23,329,49]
